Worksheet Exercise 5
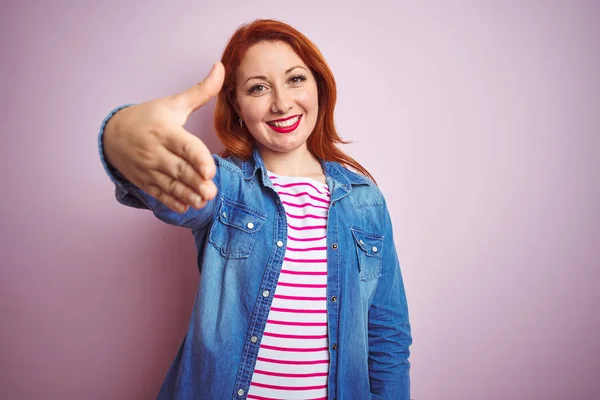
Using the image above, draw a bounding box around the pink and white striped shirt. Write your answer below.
[247,172,331,400]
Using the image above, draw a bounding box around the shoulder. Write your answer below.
[333,163,385,203]
[212,153,244,177]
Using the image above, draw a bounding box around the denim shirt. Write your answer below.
[98,106,412,400]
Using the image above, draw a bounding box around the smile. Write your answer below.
[266,115,302,133]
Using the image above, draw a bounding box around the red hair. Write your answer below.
[213,19,376,183]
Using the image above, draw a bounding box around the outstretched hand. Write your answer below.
[103,62,225,213]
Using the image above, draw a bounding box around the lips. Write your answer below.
[266,114,302,134]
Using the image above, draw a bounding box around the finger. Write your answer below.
[145,185,190,214]
[172,62,225,116]
[164,128,216,180]
[151,170,206,209]
[156,146,206,196]
[197,179,218,202]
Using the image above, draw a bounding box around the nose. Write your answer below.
[272,87,293,113]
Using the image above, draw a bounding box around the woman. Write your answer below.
[99,19,412,400]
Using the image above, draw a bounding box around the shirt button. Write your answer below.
[276,240,284,248]
[331,295,337,302]
[331,243,338,250]
[372,246,378,253]
[247,222,254,229]
[237,388,244,396]
[250,336,258,343]
[262,290,270,298]
[222,212,227,218]
[332,344,337,350]
[359,239,364,245]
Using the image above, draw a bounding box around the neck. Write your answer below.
[257,144,324,179]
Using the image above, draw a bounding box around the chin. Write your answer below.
[260,138,308,154]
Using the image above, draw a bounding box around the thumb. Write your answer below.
[171,62,225,117]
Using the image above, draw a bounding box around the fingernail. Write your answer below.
[191,194,202,208]
[206,63,216,77]
[201,165,210,179]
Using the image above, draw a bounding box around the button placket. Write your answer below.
[232,200,285,398]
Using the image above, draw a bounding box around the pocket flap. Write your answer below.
[351,228,383,257]
[218,198,266,233]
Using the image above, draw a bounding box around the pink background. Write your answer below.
[1,1,599,399]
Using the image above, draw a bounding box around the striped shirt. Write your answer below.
[247,172,331,400]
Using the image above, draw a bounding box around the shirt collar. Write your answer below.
[241,146,370,187]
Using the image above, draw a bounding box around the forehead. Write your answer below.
[237,41,307,81]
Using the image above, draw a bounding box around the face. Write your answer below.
[235,40,319,157]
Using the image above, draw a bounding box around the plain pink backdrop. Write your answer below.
[1,1,599,399]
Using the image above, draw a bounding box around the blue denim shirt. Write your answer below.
[99,106,412,399]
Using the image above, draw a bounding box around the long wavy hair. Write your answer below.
[214,19,376,183]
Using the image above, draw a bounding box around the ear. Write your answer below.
[228,91,242,117]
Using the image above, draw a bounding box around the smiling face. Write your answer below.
[235,40,319,159]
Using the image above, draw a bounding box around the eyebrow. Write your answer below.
[244,65,307,84]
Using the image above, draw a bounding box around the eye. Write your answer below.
[289,75,307,85]
[249,84,268,94]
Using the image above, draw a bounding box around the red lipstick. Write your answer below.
[266,115,302,134]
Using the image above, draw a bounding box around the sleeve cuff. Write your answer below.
[98,104,134,185]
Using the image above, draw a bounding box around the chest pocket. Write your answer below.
[209,197,266,259]
[351,227,384,281]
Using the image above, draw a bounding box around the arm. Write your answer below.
[98,105,219,229]
[98,104,143,207]
[367,199,413,399]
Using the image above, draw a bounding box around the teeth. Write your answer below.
[270,116,299,128]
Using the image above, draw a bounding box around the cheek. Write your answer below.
[297,86,319,114]
[240,98,269,124]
